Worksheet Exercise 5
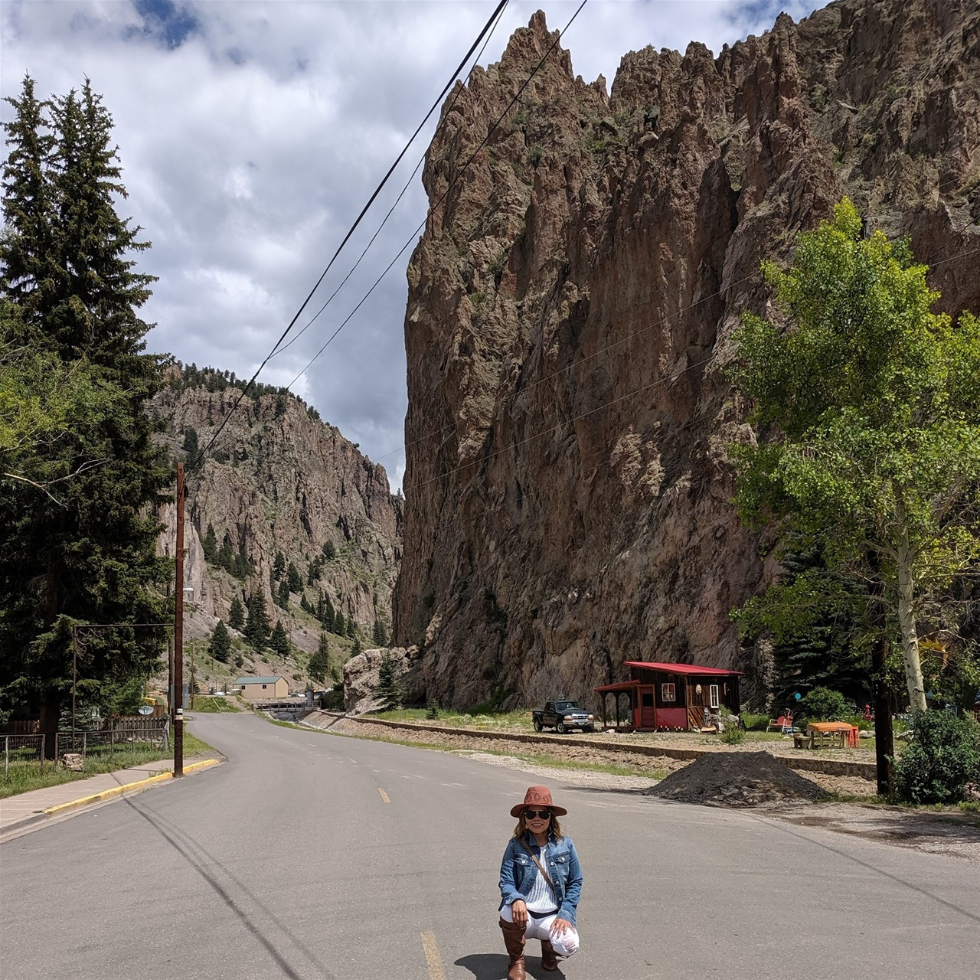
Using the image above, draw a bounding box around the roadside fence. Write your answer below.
[2,719,170,775]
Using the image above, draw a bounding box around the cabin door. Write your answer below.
[638,686,656,729]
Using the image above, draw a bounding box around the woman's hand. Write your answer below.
[550,917,573,937]
[511,900,528,927]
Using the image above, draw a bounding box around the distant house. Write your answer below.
[595,661,743,732]
[235,676,288,700]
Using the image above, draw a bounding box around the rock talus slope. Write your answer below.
[394,0,980,708]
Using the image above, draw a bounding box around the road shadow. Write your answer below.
[455,952,566,980]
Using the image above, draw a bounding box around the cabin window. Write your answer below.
[661,683,676,702]
[709,684,719,708]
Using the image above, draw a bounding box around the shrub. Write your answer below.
[426,698,439,720]
[741,712,769,731]
[893,710,980,805]
[800,687,851,721]
[720,724,745,745]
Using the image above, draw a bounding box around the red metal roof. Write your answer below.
[593,680,640,693]
[623,661,744,677]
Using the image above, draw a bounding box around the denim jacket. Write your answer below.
[498,831,583,926]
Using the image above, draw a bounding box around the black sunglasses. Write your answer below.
[524,808,552,820]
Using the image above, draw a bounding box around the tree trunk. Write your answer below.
[38,689,60,760]
[895,517,927,712]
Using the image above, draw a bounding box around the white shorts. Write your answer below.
[500,903,580,957]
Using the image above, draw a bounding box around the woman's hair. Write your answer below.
[513,810,565,840]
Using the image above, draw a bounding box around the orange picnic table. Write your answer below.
[807,721,859,748]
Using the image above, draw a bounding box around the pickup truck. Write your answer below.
[532,700,596,734]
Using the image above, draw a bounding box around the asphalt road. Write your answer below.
[1,711,978,980]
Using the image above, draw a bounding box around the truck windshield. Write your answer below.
[555,702,580,711]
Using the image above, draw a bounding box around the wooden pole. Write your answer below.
[174,462,185,777]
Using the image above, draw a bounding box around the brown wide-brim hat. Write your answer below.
[510,785,567,818]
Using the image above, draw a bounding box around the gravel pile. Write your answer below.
[645,751,830,807]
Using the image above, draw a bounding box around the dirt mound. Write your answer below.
[645,751,830,807]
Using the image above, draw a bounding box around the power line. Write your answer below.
[195,0,511,464]
[271,1,510,361]
[284,0,592,390]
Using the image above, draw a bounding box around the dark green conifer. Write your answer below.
[227,596,246,631]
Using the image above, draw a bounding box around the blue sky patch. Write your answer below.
[132,0,199,49]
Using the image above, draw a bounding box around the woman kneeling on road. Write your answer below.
[498,786,582,979]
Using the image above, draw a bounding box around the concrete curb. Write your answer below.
[1,759,221,838]
[44,759,220,817]
[331,715,878,781]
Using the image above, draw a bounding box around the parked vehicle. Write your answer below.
[532,700,596,734]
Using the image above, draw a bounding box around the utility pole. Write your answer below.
[174,462,185,777]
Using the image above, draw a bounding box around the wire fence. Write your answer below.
[2,720,170,776]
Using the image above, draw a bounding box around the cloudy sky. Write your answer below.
[1,0,827,490]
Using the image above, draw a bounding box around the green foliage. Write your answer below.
[202,523,217,562]
[209,620,231,663]
[286,561,302,594]
[740,712,770,731]
[0,77,170,732]
[272,550,285,580]
[322,539,336,560]
[893,710,980,804]
[426,698,440,720]
[308,633,330,683]
[728,199,980,712]
[372,618,388,647]
[269,620,289,659]
[375,651,402,710]
[276,577,290,610]
[799,686,852,721]
[734,539,871,707]
[244,590,270,651]
[227,596,245,631]
[720,724,745,745]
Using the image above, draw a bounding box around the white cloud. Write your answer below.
[1,0,829,492]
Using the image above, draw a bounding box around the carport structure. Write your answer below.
[595,661,743,732]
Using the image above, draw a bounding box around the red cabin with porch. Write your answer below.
[594,661,744,732]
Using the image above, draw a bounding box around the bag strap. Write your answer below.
[519,839,554,890]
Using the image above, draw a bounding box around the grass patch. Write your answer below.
[0,729,216,798]
[189,696,238,713]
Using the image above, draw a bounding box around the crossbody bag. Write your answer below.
[518,839,559,918]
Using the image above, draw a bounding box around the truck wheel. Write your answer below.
[533,718,543,732]
[585,725,596,734]
[556,721,567,734]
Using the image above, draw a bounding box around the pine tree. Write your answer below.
[209,620,231,663]
[182,427,200,470]
[346,616,357,639]
[286,561,302,595]
[272,550,285,580]
[0,77,169,748]
[227,595,245,631]
[244,590,270,651]
[333,611,345,637]
[202,523,217,562]
[374,651,401,710]
[322,540,336,560]
[372,619,388,647]
[269,620,290,659]
[308,633,330,682]
[276,578,290,610]
[217,534,234,572]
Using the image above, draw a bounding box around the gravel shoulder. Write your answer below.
[302,712,980,864]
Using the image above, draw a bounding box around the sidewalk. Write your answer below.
[0,756,220,838]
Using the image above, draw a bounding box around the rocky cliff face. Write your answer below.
[152,374,402,664]
[394,0,980,709]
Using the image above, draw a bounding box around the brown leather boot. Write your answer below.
[499,918,526,980]
[540,939,559,971]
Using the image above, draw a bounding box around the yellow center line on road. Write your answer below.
[378,787,391,803]
[420,931,446,980]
